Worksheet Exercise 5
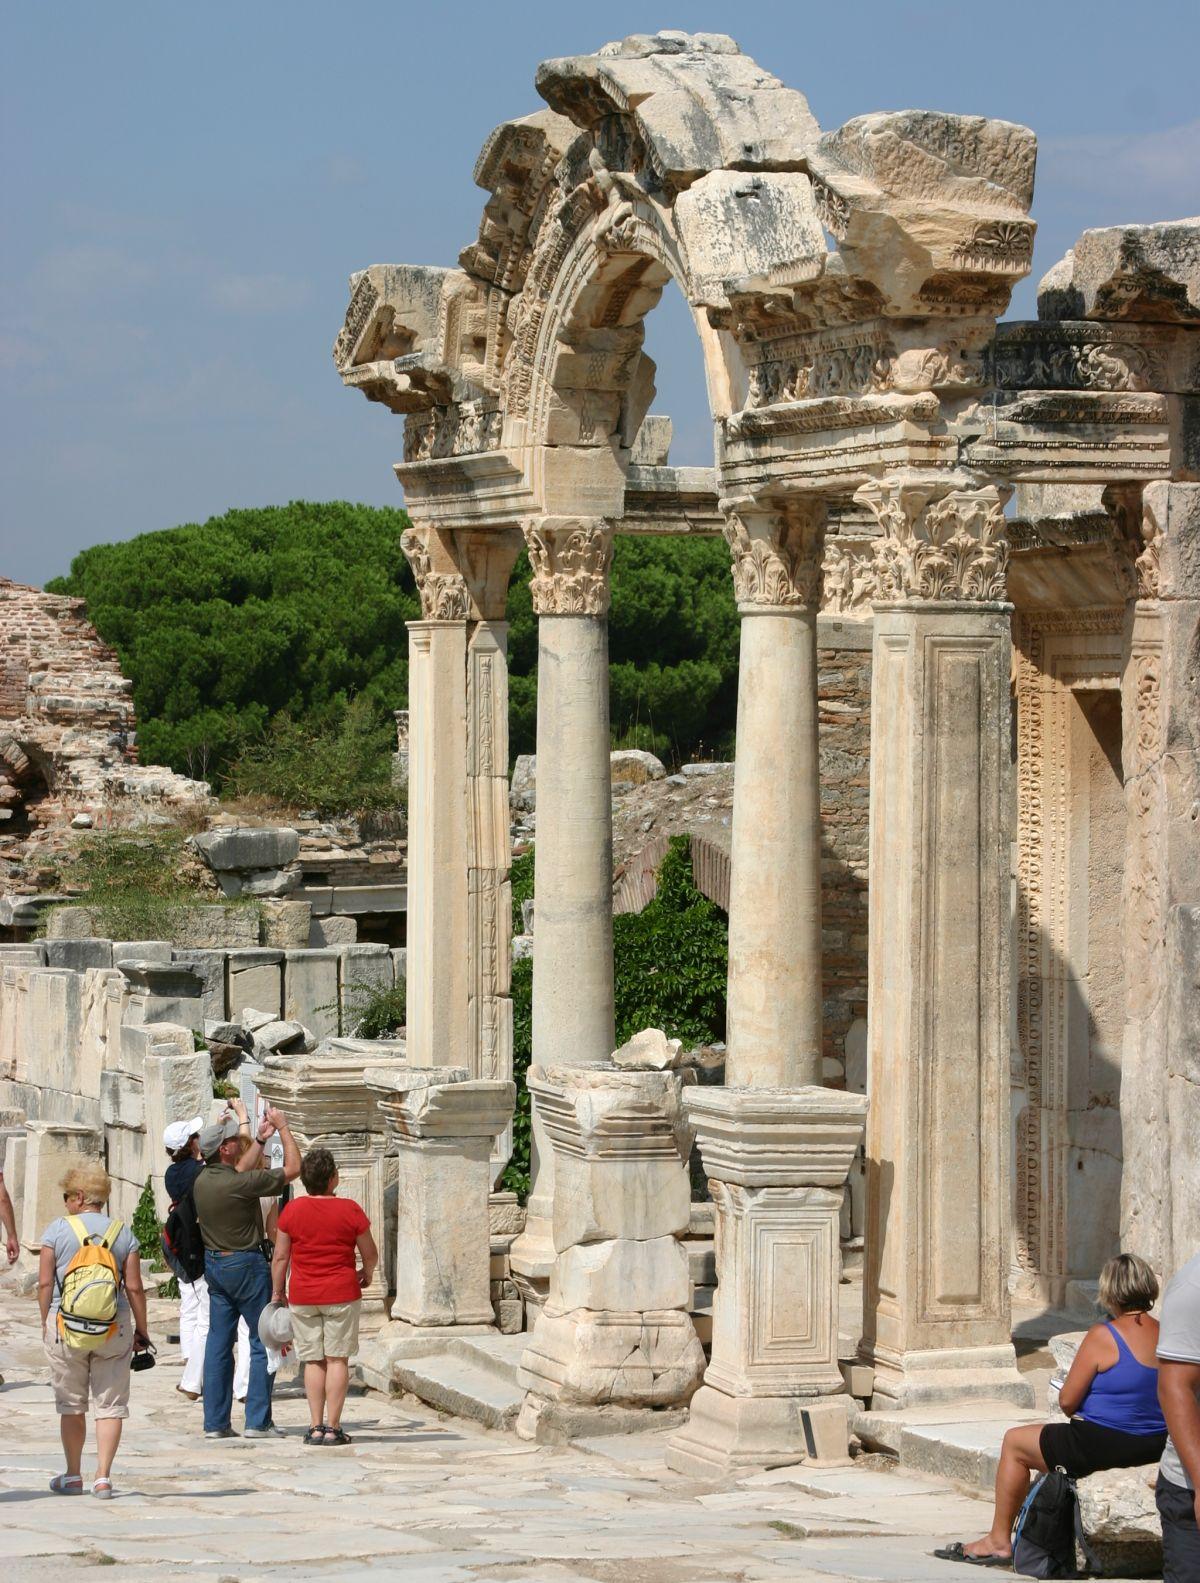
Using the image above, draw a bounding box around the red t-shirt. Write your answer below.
[277,1195,370,1305]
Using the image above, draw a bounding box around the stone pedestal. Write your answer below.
[856,477,1032,1410]
[256,1037,407,1311]
[518,1063,704,1439]
[666,1086,868,1476]
[367,1066,514,1329]
[511,518,615,1295]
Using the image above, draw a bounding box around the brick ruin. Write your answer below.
[0,577,208,894]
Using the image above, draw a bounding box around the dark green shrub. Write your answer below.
[228,695,404,818]
[131,1177,178,1301]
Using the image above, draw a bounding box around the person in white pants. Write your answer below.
[163,1109,267,1402]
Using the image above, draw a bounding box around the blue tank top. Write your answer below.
[1078,1322,1166,1436]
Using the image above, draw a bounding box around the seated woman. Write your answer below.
[937,1253,1168,1567]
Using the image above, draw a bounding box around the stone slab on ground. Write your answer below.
[854,1399,1043,1487]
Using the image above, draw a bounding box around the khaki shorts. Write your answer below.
[289,1301,361,1363]
[45,1312,133,1419]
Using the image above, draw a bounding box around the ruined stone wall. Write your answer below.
[0,577,207,889]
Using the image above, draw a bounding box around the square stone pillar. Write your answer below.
[255,1037,407,1311]
[366,1066,514,1330]
[666,1087,868,1476]
[518,1061,704,1441]
[856,476,1032,1410]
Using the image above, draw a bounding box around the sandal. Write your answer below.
[321,1427,352,1446]
[91,1478,114,1500]
[49,1474,83,1495]
[303,1425,327,1446]
[932,1542,1012,1568]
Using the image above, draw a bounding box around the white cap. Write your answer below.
[163,1116,205,1152]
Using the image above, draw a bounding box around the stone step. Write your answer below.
[854,1400,1043,1489]
[390,1350,526,1431]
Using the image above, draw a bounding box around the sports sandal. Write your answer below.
[932,1542,1011,1567]
[303,1425,327,1445]
[91,1478,115,1500]
[49,1474,83,1494]
[321,1427,352,1446]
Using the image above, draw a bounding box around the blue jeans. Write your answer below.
[203,1249,273,1432]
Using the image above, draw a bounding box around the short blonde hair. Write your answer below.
[60,1160,112,1208]
[1099,1252,1159,1315]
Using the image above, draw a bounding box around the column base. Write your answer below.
[355,1320,498,1395]
[519,1307,705,1409]
[508,1213,555,1296]
[665,1386,852,1477]
[517,1393,690,1445]
[865,1343,1034,1410]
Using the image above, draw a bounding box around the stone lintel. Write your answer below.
[530,1063,690,1163]
[255,1045,407,1138]
[369,1066,514,1141]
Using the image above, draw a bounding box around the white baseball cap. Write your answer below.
[163,1116,205,1152]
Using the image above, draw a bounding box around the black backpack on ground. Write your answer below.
[1012,1469,1102,1579]
[162,1190,205,1283]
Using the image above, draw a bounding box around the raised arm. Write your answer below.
[266,1108,302,1183]
[1057,1325,1106,1417]
[356,1229,378,1291]
[271,1229,292,1305]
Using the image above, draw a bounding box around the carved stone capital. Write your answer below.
[522,517,614,616]
[402,528,471,621]
[721,497,826,612]
[856,476,1011,605]
[1112,484,1162,601]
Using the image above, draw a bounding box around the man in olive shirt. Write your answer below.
[194,1106,300,1438]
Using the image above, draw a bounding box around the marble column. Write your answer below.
[509,516,615,1299]
[855,472,1032,1409]
[365,1066,514,1331]
[721,498,825,1088]
[667,497,868,1476]
[517,1063,704,1442]
[401,525,521,1184]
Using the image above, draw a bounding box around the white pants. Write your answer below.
[180,1276,249,1399]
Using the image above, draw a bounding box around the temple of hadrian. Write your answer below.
[1,28,1195,1482]
[328,29,1198,1469]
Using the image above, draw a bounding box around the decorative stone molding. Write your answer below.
[522,518,614,616]
[401,529,471,622]
[721,498,825,611]
[856,477,1011,604]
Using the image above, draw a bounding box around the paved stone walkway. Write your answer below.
[1,1279,1004,1582]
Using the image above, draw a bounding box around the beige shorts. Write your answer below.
[289,1301,361,1363]
[44,1312,133,1418]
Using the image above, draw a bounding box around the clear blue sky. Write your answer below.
[3,1,1197,587]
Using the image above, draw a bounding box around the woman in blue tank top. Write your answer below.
[936,1252,1167,1567]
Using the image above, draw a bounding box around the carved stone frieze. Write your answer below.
[522,517,614,616]
[856,477,1010,604]
[821,538,877,615]
[721,498,825,610]
[951,219,1035,274]
[403,400,503,464]
[746,330,895,408]
[988,324,1169,394]
[401,529,471,622]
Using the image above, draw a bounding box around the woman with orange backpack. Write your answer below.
[37,1160,152,1500]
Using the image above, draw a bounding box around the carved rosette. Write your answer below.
[856,479,1011,604]
[722,500,825,612]
[401,529,471,622]
[522,518,614,617]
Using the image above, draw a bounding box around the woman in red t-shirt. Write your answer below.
[272,1148,377,1446]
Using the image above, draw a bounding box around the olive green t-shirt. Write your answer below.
[193,1163,287,1252]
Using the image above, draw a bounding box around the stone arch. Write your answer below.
[0,736,54,833]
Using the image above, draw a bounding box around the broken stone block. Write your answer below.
[1076,1464,1162,1577]
[549,1236,691,1314]
[252,1019,311,1054]
[308,914,357,947]
[113,940,173,965]
[1038,219,1200,324]
[519,1308,704,1408]
[260,898,312,949]
[239,1007,277,1033]
[44,939,113,973]
[610,749,666,787]
[611,1027,684,1071]
[192,826,300,871]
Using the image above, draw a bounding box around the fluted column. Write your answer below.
[509,516,615,1297]
[855,472,1032,1409]
[722,498,825,1088]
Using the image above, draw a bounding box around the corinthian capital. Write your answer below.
[522,517,614,616]
[401,528,471,621]
[855,475,1010,605]
[721,497,825,611]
